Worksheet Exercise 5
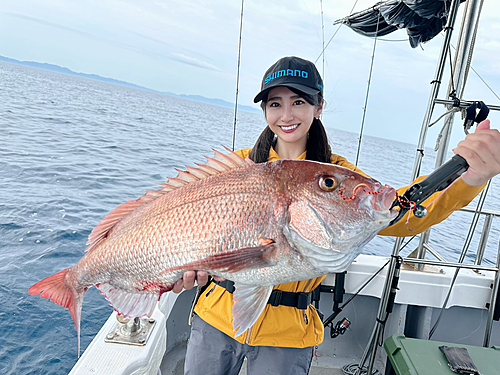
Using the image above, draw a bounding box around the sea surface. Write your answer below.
[1,61,499,374]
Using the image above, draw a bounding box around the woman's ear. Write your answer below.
[315,100,324,118]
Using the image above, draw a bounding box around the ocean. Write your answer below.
[1,61,499,374]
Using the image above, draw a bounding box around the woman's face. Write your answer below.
[265,86,322,149]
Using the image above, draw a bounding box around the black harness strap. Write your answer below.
[214,279,312,309]
[214,279,235,293]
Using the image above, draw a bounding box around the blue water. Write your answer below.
[1,61,499,374]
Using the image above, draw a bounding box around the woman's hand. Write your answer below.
[172,271,225,294]
[454,120,500,186]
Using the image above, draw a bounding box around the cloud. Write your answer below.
[170,53,221,71]
[4,11,94,38]
[125,30,221,72]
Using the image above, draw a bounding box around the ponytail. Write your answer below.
[248,126,275,163]
[306,118,332,163]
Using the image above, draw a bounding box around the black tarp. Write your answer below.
[337,0,465,48]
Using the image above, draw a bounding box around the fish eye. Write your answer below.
[319,176,337,191]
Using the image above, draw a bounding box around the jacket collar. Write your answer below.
[269,147,307,161]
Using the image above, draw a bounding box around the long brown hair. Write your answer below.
[248,88,331,164]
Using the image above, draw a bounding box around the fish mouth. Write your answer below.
[360,185,399,223]
[366,184,397,212]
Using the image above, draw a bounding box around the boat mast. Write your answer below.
[362,0,465,373]
[408,0,463,181]
[415,0,485,263]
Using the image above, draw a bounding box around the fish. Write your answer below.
[29,148,397,353]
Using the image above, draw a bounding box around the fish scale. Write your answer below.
[29,149,397,354]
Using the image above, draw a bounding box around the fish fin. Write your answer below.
[232,284,273,337]
[29,267,85,356]
[85,147,249,253]
[96,283,162,319]
[161,242,277,274]
[220,145,255,167]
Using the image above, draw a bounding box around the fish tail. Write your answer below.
[29,267,85,355]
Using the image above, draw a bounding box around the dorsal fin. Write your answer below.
[85,147,254,253]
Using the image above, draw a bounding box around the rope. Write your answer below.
[231,0,245,151]
[342,363,381,375]
[433,107,463,151]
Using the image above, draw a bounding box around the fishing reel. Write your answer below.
[330,317,351,339]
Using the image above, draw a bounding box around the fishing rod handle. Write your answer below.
[389,155,469,226]
[403,154,469,206]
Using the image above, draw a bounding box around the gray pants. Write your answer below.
[184,315,314,375]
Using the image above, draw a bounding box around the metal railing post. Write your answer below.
[475,214,493,265]
[484,238,500,347]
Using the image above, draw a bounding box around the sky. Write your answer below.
[0,0,499,148]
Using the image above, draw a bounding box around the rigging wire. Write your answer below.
[468,63,500,101]
[232,0,245,152]
[315,0,360,64]
[355,13,380,166]
[315,24,342,64]
[447,41,500,101]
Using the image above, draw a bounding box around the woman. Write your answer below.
[177,56,500,375]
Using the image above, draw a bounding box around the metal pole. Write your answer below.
[358,1,463,370]
[475,214,493,265]
[356,257,398,373]
[484,238,500,347]
[434,99,500,111]
[416,230,431,269]
[436,0,485,164]
[410,0,462,182]
[402,258,498,272]
[416,0,484,262]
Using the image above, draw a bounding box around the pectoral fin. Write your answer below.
[232,284,273,337]
[162,241,277,274]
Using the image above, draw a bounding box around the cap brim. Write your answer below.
[253,83,321,103]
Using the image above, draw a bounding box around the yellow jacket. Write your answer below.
[194,147,484,348]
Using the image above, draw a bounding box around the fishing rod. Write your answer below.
[389,101,489,226]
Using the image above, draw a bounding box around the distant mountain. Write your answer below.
[0,55,260,114]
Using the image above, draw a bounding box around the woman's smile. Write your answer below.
[279,123,300,133]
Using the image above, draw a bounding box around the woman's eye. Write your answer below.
[269,102,280,108]
[293,100,305,105]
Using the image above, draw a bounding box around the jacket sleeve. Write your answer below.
[330,153,486,237]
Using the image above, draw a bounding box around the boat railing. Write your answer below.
[414,205,500,265]
[460,206,500,265]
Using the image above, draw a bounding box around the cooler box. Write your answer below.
[384,334,500,375]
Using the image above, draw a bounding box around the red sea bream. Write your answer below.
[29,149,397,352]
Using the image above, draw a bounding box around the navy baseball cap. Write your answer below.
[253,56,324,103]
